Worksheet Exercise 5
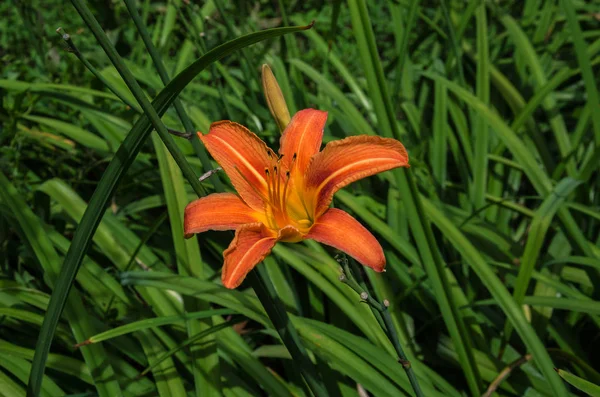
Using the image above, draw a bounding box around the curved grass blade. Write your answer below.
[139,319,242,378]
[503,178,581,343]
[556,369,600,396]
[137,329,186,396]
[76,309,234,346]
[27,22,313,397]
[559,0,600,145]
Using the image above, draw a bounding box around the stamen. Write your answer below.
[233,166,268,202]
[265,168,274,204]
[281,170,291,214]
[275,165,281,211]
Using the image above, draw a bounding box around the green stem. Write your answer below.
[56,28,141,112]
[123,0,224,192]
[69,0,206,197]
[339,258,424,397]
[248,267,328,397]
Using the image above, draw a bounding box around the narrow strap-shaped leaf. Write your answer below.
[556,369,600,396]
[79,309,234,345]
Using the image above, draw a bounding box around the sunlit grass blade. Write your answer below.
[76,309,234,346]
[138,319,242,378]
[556,369,600,396]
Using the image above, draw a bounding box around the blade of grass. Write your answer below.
[77,309,233,345]
[137,329,186,396]
[559,0,600,145]
[471,3,490,212]
[501,14,577,177]
[503,178,581,345]
[556,369,600,396]
[248,267,329,397]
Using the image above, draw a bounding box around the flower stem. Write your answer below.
[339,257,424,397]
[65,0,207,197]
[248,267,328,397]
[122,0,225,192]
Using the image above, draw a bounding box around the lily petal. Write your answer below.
[305,136,409,216]
[199,121,274,211]
[222,223,277,288]
[279,109,328,176]
[306,208,385,272]
[184,193,260,238]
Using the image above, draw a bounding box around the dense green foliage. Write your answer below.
[2,0,600,396]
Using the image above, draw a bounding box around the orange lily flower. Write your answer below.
[184,109,409,288]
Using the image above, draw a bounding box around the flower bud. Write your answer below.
[262,64,291,133]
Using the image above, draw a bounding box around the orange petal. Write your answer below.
[305,136,409,217]
[184,193,259,238]
[199,121,274,211]
[279,109,328,176]
[222,223,277,289]
[306,208,385,272]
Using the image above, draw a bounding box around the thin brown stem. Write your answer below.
[482,354,533,397]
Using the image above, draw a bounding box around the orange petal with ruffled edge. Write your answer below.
[199,121,275,211]
[306,208,385,272]
[222,223,278,289]
[305,136,409,217]
[279,109,327,176]
[184,193,260,238]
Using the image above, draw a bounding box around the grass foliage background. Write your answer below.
[1,0,600,396]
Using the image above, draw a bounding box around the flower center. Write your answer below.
[263,152,312,234]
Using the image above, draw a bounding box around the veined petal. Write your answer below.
[279,109,327,176]
[305,136,409,217]
[222,223,277,289]
[184,193,260,238]
[199,121,275,211]
[306,208,385,272]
